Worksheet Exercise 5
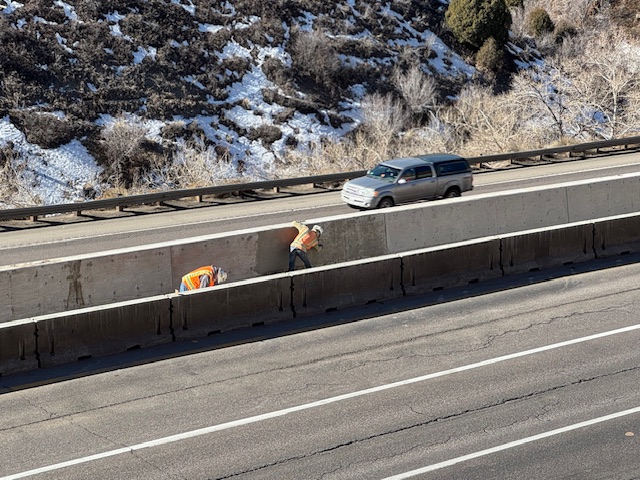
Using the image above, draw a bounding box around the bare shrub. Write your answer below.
[352,93,409,164]
[95,116,164,188]
[278,129,386,178]
[0,145,42,207]
[397,116,458,156]
[391,64,437,116]
[290,28,340,93]
[360,93,408,133]
[510,66,570,142]
[509,5,530,42]
[278,113,457,179]
[141,137,238,189]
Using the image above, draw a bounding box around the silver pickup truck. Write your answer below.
[341,153,473,209]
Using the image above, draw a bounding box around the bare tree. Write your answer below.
[443,84,530,155]
[560,30,640,139]
[510,64,572,141]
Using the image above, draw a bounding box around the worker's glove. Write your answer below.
[317,244,324,251]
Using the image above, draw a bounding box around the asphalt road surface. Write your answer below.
[1,151,640,266]
[2,151,640,479]
[1,255,640,479]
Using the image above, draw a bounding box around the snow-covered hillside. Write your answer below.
[0,0,475,207]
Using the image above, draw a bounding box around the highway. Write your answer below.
[1,255,640,479]
[0,152,639,265]
[2,151,640,479]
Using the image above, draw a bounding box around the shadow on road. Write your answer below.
[2,252,639,394]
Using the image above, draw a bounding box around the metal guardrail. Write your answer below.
[465,135,640,165]
[2,135,640,222]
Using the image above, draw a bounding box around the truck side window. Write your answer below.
[436,160,471,176]
[416,165,433,179]
[400,168,416,181]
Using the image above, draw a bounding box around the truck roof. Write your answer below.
[380,154,465,169]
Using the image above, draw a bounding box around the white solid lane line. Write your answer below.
[381,405,640,479]
[3,322,640,480]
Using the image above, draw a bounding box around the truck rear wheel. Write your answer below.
[443,188,461,198]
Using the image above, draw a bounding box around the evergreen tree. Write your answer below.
[445,0,512,51]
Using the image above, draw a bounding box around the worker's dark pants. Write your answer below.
[288,248,311,271]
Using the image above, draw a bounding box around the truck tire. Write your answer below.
[378,197,394,208]
[443,188,461,198]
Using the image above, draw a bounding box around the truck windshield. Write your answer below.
[367,164,401,183]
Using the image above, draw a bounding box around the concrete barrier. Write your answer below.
[291,256,403,317]
[501,222,594,276]
[303,212,389,262]
[3,213,640,375]
[567,174,640,222]
[35,295,172,369]
[168,227,290,282]
[376,172,640,254]
[3,173,640,324]
[0,248,174,324]
[170,275,292,341]
[0,318,37,376]
[593,213,640,258]
[401,238,502,296]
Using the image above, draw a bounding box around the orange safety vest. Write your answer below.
[290,223,319,253]
[181,266,215,290]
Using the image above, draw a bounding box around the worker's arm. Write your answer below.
[200,274,211,288]
[292,221,305,233]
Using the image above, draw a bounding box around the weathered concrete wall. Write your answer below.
[0,248,173,322]
[3,212,640,376]
[2,173,640,323]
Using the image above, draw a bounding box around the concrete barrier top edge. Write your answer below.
[0,318,35,328]
[497,210,640,239]
[27,294,172,320]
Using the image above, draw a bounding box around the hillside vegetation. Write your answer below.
[0,0,639,206]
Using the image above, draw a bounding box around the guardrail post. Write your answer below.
[30,215,38,222]
[197,195,203,202]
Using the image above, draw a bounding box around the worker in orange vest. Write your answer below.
[288,221,323,271]
[178,265,227,292]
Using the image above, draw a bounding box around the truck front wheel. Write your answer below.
[378,197,395,208]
